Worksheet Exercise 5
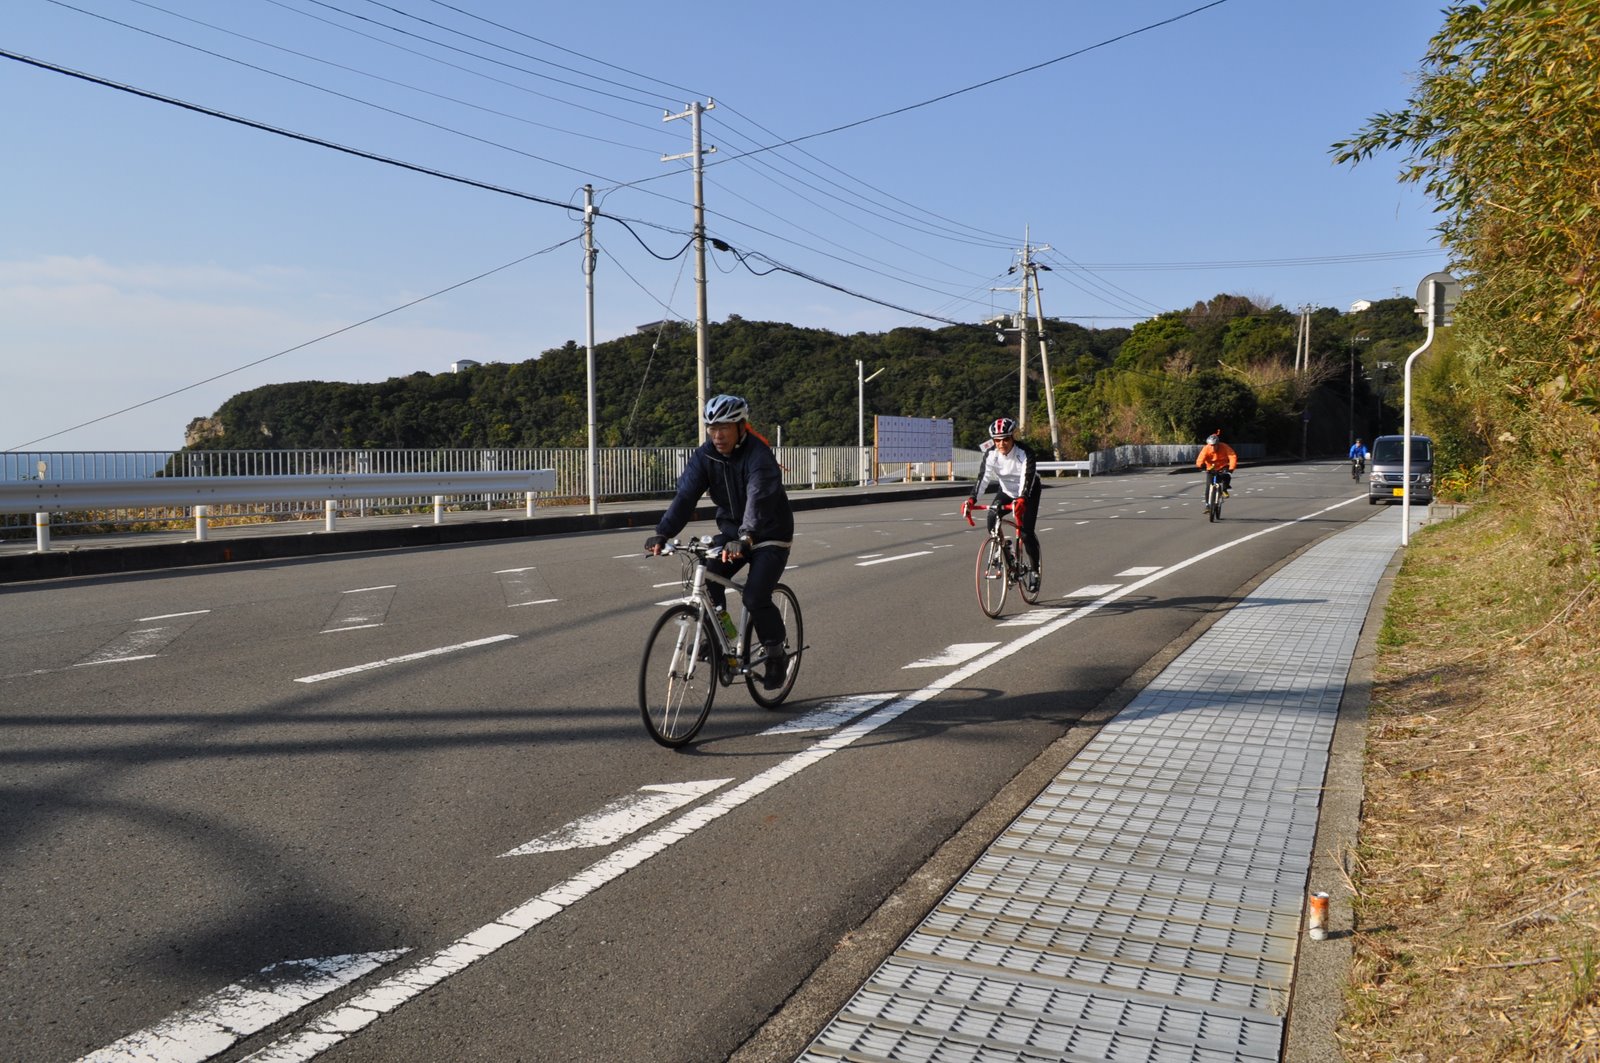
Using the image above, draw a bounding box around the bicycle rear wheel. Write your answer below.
[976,537,1008,618]
[743,583,804,708]
[638,605,717,747]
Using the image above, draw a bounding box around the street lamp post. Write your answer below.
[858,360,884,486]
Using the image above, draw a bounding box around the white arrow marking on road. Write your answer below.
[79,951,409,1063]
[293,635,516,684]
[760,693,895,736]
[855,551,932,567]
[499,779,733,857]
[903,643,999,669]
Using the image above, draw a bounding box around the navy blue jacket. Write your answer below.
[656,432,794,546]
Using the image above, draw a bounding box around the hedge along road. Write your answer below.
[0,461,1368,1063]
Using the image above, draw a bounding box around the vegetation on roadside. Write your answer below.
[1334,1,1600,1057]
[1346,505,1599,1060]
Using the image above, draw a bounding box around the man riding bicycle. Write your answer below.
[645,394,793,689]
[1349,438,1369,473]
[1196,429,1238,497]
[963,417,1042,592]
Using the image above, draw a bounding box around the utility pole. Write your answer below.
[1027,262,1062,461]
[663,99,716,440]
[582,185,598,515]
[992,230,1051,434]
[1017,237,1031,432]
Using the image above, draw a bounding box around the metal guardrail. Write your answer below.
[0,470,556,552]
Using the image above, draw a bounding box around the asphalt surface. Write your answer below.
[0,468,1431,1062]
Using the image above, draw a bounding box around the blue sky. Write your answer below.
[3,0,1448,451]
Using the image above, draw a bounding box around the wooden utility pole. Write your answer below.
[663,100,716,439]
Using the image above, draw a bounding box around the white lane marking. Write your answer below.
[324,586,396,632]
[651,581,681,588]
[1064,584,1122,598]
[294,635,517,684]
[497,568,555,609]
[79,611,206,665]
[73,654,160,667]
[1117,566,1161,576]
[610,553,638,559]
[138,610,211,622]
[500,780,733,856]
[855,551,932,567]
[248,495,1368,1062]
[496,567,538,573]
[1075,521,1090,525]
[760,693,895,736]
[856,553,883,559]
[508,598,559,608]
[81,629,169,663]
[80,951,409,1063]
[998,611,1053,627]
[320,624,382,634]
[904,643,998,669]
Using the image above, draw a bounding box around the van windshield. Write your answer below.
[1373,438,1431,463]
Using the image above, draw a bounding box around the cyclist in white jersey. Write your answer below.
[962,417,1043,592]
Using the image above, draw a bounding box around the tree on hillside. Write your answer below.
[1152,369,1258,441]
[1334,0,1600,467]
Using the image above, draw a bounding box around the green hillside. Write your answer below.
[186,296,1426,457]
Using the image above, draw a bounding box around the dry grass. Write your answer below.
[1341,499,1600,1061]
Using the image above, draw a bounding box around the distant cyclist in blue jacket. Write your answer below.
[646,394,794,688]
[1349,438,1369,477]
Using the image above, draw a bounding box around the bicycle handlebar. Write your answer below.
[963,499,1024,527]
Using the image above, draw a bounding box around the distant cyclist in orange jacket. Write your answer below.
[1195,430,1238,496]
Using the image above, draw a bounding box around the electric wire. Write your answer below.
[42,1,631,182]
[105,0,678,157]
[8,235,584,452]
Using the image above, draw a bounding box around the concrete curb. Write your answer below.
[1282,535,1403,1061]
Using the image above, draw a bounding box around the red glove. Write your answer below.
[1010,499,1026,524]
[961,498,975,526]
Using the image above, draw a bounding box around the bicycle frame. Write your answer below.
[966,500,1037,616]
[664,538,753,684]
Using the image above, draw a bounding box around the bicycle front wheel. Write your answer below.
[743,583,804,708]
[1018,550,1041,605]
[976,537,1008,618]
[639,605,717,748]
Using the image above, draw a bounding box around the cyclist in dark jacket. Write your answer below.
[646,394,793,687]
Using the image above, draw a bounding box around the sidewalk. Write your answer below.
[793,508,1415,1063]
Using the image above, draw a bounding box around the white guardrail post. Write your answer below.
[0,470,557,552]
[433,496,444,524]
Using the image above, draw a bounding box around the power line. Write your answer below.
[8,236,583,452]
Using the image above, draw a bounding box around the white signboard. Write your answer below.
[874,416,953,463]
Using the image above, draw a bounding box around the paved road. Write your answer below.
[1,462,1371,1062]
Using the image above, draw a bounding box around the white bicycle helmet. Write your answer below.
[704,394,750,424]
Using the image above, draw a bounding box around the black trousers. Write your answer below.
[706,545,790,645]
[987,489,1041,568]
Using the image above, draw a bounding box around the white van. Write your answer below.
[1368,434,1434,505]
